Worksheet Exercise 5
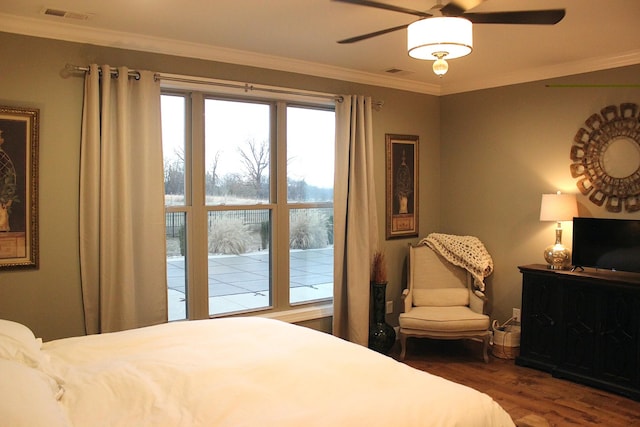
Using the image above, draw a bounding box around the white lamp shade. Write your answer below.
[408,17,473,60]
[539,193,578,221]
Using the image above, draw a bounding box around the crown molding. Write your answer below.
[0,13,441,96]
[439,49,640,95]
[2,13,638,98]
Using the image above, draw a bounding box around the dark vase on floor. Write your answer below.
[368,281,396,354]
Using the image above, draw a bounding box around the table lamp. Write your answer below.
[540,191,578,270]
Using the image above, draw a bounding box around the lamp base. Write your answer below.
[543,243,572,270]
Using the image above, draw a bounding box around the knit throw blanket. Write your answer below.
[419,233,494,293]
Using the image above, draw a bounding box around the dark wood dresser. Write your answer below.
[517,264,640,401]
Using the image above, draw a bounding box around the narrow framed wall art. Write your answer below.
[385,134,418,239]
[0,106,39,269]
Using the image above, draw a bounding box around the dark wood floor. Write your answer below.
[389,339,640,427]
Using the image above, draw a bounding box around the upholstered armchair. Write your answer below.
[398,243,491,362]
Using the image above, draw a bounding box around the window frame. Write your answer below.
[162,87,335,322]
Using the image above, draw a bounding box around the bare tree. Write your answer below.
[173,145,185,163]
[206,150,222,195]
[238,138,269,196]
[164,146,186,195]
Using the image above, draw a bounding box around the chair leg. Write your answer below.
[399,333,407,361]
[481,335,489,363]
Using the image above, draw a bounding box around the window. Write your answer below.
[162,91,334,321]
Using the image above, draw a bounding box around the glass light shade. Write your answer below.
[407,17,473,60]
[432,57,448,76]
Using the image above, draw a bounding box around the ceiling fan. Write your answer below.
[334,0,566,76]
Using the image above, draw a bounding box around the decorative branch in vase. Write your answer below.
[371,250,387,284]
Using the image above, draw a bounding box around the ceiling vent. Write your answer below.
[384,68,413,76]
[41,8,91,20]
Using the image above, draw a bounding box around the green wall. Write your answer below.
[441,66,640,323]
[1,30,638,341]
[0,32,439,341]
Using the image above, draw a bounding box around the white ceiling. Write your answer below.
[1,0,639,95]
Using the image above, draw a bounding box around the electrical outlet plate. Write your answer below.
[513,308,521,322]
[386,300,393,314]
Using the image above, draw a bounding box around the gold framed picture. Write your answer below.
[0,106,39,269]
[385,134,418,240]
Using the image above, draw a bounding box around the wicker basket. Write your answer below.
[492,323,520,360]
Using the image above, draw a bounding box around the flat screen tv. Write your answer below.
[572,217,640,273]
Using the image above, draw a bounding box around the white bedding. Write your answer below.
[4,317,515,426]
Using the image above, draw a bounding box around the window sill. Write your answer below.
[259,303,333,324]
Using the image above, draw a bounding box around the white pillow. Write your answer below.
[0,319,39,345]
[0,319,45,368]
[0,359,71,427]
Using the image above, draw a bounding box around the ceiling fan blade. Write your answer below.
[461,9,566,25]
[440,0,485,16]
[332,0,431,18]
[337,24,409,44]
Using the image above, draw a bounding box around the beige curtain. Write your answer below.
[80,64,167,334]
[333,95,379,346]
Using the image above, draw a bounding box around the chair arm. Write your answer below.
[469,290,488,315]
[401,288,412,313]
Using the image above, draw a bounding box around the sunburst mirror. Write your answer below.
[570,103,640,213]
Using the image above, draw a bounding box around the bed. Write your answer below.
[0,316,515,426]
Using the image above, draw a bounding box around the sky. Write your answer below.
[161,95,335,189]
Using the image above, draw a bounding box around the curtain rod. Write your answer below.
[66,64,141,79]
[65,64,385,109]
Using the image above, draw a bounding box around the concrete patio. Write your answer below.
[167,247,333,320]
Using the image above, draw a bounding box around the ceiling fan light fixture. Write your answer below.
[407,16,473,61]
